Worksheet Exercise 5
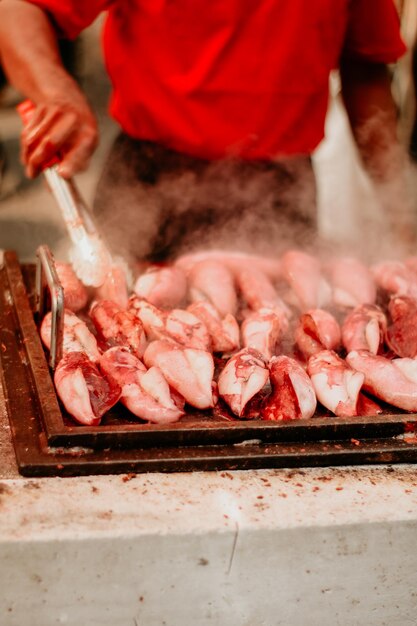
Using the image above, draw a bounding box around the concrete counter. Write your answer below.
[1,468,417,626]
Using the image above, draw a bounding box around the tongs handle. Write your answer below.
[43,167,99,238]
[17,99,114,287]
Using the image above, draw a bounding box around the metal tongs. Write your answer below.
[35,244,64,370]
[17,100,113,288]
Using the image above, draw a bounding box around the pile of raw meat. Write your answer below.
[39,249,417,427]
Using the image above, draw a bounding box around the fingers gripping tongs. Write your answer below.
[17,99,113,287]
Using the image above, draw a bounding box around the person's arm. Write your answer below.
[340,58,401,180]
[340,56,416,251]
[0,0,97,178]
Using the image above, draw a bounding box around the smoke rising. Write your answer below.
[92,98,416,273]
[94,146,320,266]
[316,98,417,264]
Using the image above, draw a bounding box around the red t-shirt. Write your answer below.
[28,0,406,160]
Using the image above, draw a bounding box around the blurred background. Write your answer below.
[0,3,417,262]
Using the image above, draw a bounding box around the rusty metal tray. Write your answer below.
[2,249,417,477]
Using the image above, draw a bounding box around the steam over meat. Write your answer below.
[405,256,417,275]
[187,259,238,317]
[328,256,376,308]
[54,352,121,425]
[133,265,187,309]
[235,265,290,323]
[281,249,331,311]
[94,264,129,309]
[371,261,417,299]
[175,249,282,280]
[55,262,88,312]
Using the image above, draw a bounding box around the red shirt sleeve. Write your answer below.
[25,0,115,40]
[343,0,406,63]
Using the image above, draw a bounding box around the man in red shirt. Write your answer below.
[0,0,412,260]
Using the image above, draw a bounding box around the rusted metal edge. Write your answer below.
[45,412,417,450]
[18,423,417,478]
[1,251,64,434]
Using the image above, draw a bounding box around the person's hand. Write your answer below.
[20,95,98,179]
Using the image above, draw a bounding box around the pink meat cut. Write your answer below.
[54,352,121,425]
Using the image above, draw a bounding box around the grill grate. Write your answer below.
[2,250,417,477]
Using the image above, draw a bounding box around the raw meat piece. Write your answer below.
[143,340,215,409]
[307,350,366,417]
[385,295,417,358]
[328,256,376,308]
[41,309,100,362]
[281,249,331,311]
[404,256,417,275]
[129,298,210,350]
[165,309,211,351]
[175,249,282,280]
[99,347,184,423]
[261,355,316,421]
[346,350,417,412]
[129,297,165,340]
[94,264,129,309]
[133,265,187,309]
[188,259,238,317]
[294,309,341,360]
[90,300,147,358]
[54,351,121,425]
[241,309,285,361]
[235,265,290,323]
[187,301,240,354]
[218,348,269,417]
[355,393,382,416]
[371,260,417,299]
[55,262,88,312]
[342,304,387,355]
